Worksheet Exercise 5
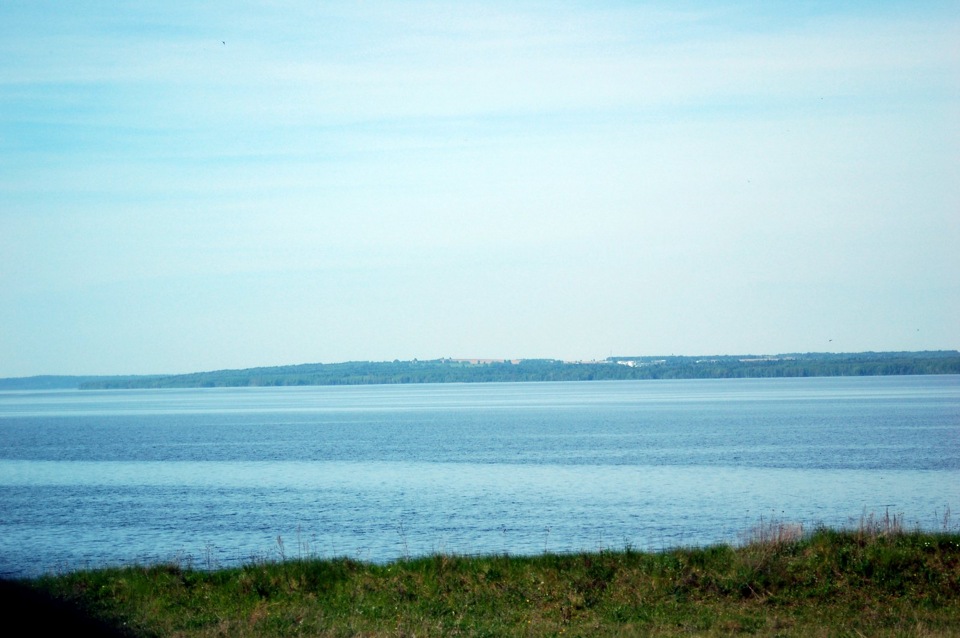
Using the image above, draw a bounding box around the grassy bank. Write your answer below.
[6,525,960,637]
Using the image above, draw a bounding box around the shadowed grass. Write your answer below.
[8,526,960,637]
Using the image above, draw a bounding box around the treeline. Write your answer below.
[608,351,960,379]
[74,351,960,389]
[0,375,166,391]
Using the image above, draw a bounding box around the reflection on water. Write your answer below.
[1,376,957,576]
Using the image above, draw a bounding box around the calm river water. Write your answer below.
[1,376,957,576]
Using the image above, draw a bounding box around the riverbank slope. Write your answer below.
[9,525,960,637]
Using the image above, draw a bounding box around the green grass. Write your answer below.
[8,526,960,637]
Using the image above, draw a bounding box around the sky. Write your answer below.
[1,1,958,377]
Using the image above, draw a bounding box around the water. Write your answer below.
[1,376,957,576]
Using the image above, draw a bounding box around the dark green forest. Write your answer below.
[57,350,960,389]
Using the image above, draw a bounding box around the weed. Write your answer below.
[11,521,960,637]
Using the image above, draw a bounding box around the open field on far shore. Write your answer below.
[5,519,960,637]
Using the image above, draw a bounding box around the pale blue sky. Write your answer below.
[2,1,958,376]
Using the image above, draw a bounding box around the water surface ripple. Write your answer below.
[1,376,957,576]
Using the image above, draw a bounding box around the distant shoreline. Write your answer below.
[2,350,957,391]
